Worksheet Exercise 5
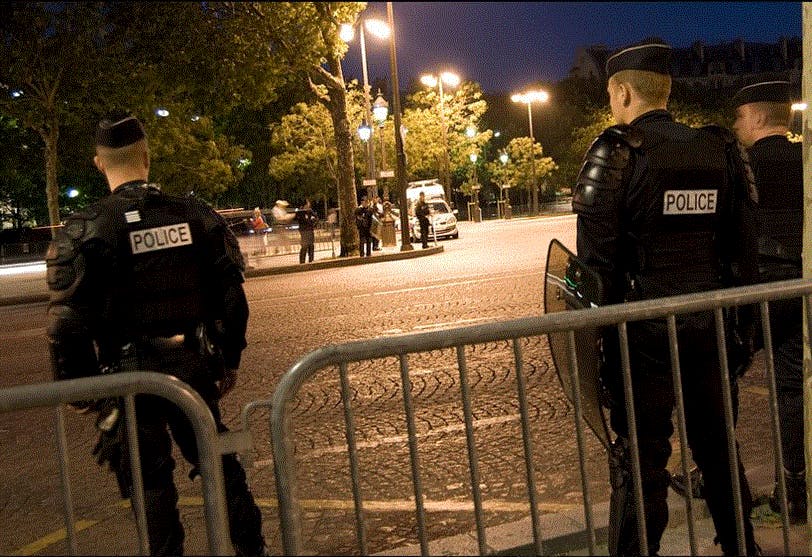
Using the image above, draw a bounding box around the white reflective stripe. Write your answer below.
[129,223,193,254]
[663,189,718,215]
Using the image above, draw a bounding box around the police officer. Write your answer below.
[414,191,431,249]
[572,40,759,555]
[46,115,266,555]
[733,80,805,523]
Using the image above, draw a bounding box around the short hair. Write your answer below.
[609,69,671,105]
[749,101,792,128]
[95,138,149,170]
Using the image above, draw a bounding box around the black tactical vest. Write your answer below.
[624,115,731,300]
[98,183,215,337]
[749,135,802,280]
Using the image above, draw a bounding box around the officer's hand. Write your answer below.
[218,368,238,398]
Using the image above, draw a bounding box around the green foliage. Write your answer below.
[484,137,557,194]
[402,81,491,183]
[146,114,249,200]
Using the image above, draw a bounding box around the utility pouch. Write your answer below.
[196,323,225,381]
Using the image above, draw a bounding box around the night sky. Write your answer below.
[341,2,802,94]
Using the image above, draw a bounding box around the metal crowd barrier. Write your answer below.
[0,372,238,556]
[269,278,812,556]
[238,223,337,260]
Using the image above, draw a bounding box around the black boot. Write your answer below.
[769,469,807,524]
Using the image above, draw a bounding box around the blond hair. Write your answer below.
[610,69,671,105]
[95,138,149,170]
[750,101,792,128]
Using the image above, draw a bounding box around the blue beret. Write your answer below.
[95,116,146,148]
[606,41,672,79]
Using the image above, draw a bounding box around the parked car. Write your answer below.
[410,199,459,242]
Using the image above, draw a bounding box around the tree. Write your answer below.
[0,2,290,232]
[484,137,556,207]
[402,81,491,204]
[0,3,124,233]
[238,2,367,256]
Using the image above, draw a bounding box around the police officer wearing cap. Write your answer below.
[46,115,266,555]
[572,40,759,555]
[733,80,806,523]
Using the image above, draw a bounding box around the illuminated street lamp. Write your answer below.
[372,91,391,198]
[357,121,372,142]
[420,70,460,201]
[511,89,549,215]
[341,17,391,198]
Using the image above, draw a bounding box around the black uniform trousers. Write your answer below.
[767,295,804,474]
[299,229,315,263]
[606,313,754,556]
[126,341,264,556]
[418,218,430,248]
[358,227,372,257]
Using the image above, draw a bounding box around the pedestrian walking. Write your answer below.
[572,40,760,555]
[295,199,318,264]
[45,115,267,556]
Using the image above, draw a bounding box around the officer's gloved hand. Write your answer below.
[91,398,124,467]
[218,368,238,398]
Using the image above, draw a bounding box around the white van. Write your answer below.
[405,179,459,241]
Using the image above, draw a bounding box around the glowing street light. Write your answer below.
[357,120,372,142]
[511,89,550,215]
[342,17,391,198]
[420,70,460,201]
[792,102,807,112]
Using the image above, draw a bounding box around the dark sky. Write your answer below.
[341,2,802,94]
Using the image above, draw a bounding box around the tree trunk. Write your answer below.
[312,59,359,257]
[42,121,61,238]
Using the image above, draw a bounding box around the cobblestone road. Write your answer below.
[0,215,780,555]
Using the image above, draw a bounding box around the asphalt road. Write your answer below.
[0,215,783,555]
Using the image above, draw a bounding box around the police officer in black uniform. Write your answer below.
[46,115,266,555]
[572,40,759,555]
[414,191,431,249]
[733,80,805,523]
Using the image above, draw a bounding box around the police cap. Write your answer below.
[732,81,791,107]
[606,40,672,79]
[95,115,146,148]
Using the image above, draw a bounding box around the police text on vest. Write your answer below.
[130,223,193,254]
[663,190,717,215]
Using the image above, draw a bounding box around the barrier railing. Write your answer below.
[0,372,236,556]
[269,278,812,556]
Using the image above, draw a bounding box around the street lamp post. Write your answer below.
[420,71,460,202]
[467,152,482,222]
[511,89,549,215]
[341,17,391,199]
[372,91,390,197]
[386,1,413,251]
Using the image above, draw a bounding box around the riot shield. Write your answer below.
[544,238,611,449]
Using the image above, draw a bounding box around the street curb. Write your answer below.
[0,292,49,306]
[244,245,444,278]
[0,245,445,307]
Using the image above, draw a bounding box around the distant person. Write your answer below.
[414,191,431,249]
[294,199,318,264]
[271,200,293,228]
[354,196,373,257]
[371,195,384,251]
[572,39,759,555]
[250,207,268,232]
[45,115,266,555]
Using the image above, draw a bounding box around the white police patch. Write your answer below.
[663,190,717,215]
[130,223,193,254]
[124,210,141,223]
